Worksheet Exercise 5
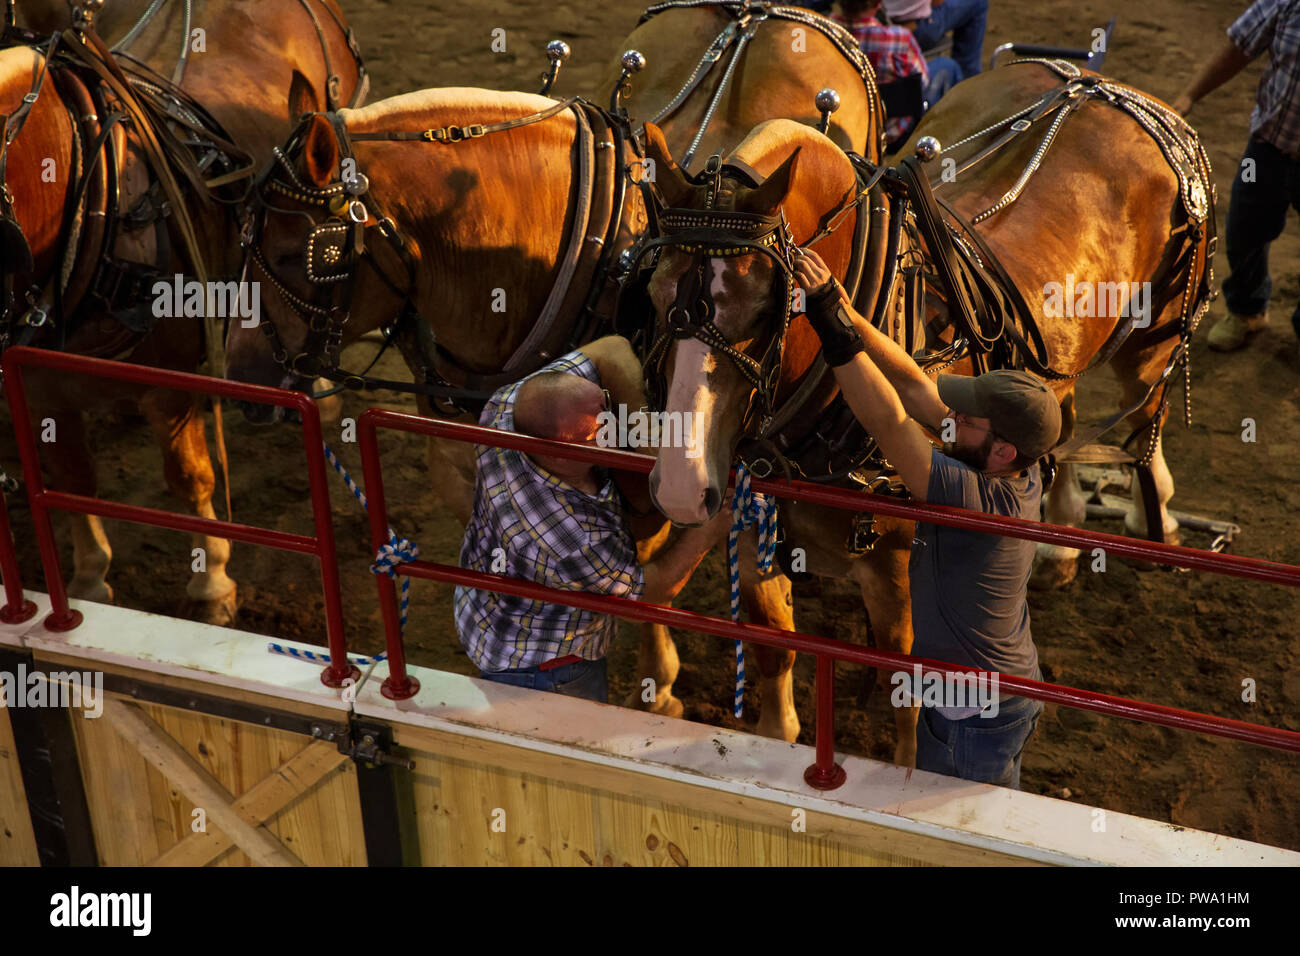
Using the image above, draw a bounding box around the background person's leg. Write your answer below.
[924,56,963,106]
[1213,138,1290,349]
[913,0,989,77]
[952,696,1042,789]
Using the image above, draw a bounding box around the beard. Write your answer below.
[943,429,996,471]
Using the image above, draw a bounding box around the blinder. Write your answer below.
[635,185,800,437]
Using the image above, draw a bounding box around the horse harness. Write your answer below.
[243,95,644,414]
[108,0,369,107]
[0,24,252,355]
[638,0,886,168]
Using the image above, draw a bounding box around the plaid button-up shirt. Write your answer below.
[453,351,644,673]
[832,12,929,141]
[1230,0,1300,157]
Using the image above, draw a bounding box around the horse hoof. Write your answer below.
[1029,555,1077,590]
[893,741,917,769]
[178,586,239,627]
[624,688,684,719]
[755,711,799,743]
[67,579,113,604]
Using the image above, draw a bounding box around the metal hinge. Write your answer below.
[312,720,414,770]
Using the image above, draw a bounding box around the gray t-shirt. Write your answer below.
[909,449,1041,712]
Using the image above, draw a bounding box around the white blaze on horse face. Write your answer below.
[653,338,720,524]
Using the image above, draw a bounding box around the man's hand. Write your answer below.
[794,248,864,367]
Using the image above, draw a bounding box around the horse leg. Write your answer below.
[625,621,686,718]
[738,531,798,742]
[36,404,115,603]
[1112,348,1179,543]
[1031,391,1086,589]
[139,387,237,625]
[853,525,917,766]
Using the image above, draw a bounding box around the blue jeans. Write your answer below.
[479,657,608,703]
[915,691,1044,789]
[925,55,962,107]
[913,0,989,78]
[1223,136,1300,336]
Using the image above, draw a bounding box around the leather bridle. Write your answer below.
[634,153,869,439]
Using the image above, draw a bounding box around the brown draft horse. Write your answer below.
[227,3,886,740]
[595,0,882,168]
[642,64,1214,762]
[591,0,887,740]
[2,2,364,622]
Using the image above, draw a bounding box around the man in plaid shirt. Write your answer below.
[832,0,961,145]
[1174,0,1300,355]
[455,336,724,703]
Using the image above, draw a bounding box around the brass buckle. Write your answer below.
[422,124,487,144]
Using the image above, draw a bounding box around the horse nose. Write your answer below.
[703,485,722,518]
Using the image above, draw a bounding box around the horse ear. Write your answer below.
[743,147,801,216]
[643,122,692,208]
[288,69,320,123]
[300,113,338,188]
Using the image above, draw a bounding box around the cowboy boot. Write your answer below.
[1207,310,1268,351]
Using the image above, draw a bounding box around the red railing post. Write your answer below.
[2,358,82,631]
[357,411,418,700]
[0,486,37,624]
[804,654,847,790]
[296,402,358,690]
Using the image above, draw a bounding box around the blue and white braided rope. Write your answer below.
[322,442,419,632]
[266,641,385,667]
[726,463,780,719]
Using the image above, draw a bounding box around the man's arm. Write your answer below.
[796,250,949,430]
[1171,38,1253,115]
[575,335,647,413]
[640,513,729,604]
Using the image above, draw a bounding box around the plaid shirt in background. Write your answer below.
[1229,0,1300,157]
[832,11,929,141]
[454,351,644,673]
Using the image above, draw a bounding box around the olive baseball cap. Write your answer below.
[937,370,1062,461]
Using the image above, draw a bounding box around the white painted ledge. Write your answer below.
[5,592,1294,866]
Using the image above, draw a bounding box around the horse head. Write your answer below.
[227,71,401,423]
[641,120,861,524]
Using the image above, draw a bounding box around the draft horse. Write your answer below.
[1,2,365,622]
[638,60,1215,762]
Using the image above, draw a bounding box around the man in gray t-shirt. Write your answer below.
[796,249,1061,789]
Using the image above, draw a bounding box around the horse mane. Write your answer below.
[0,45,45,100]
[339,87,563,132]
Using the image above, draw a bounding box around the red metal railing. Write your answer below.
[357,408,1300,790]
[0,346,359,687]
[0,485,37,624]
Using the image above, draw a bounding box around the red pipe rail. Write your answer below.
[0,486,37,624]
[357,408,1300,789]
[0,346,359,687]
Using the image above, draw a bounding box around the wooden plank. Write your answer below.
[70,703,162,864]
[154,741,349,866]
[394,724,1036,867]
[100,697,303,867]
[0,704,39,866]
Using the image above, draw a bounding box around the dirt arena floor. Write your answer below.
[3,0,1298,852]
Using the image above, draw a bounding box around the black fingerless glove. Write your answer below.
[803,281,865,368]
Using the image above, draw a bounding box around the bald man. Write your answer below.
[454,336,725,702]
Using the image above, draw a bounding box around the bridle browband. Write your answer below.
[634,152,869,438]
